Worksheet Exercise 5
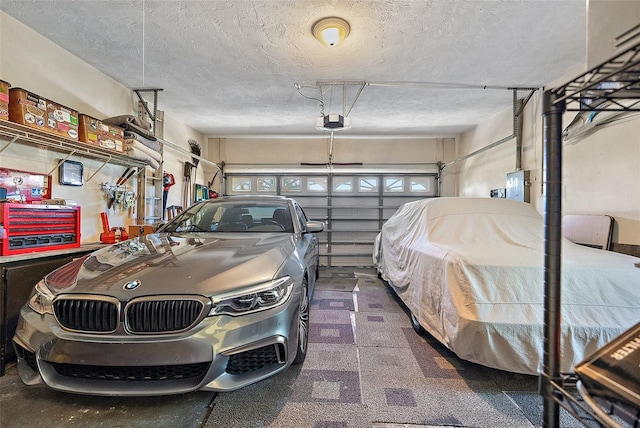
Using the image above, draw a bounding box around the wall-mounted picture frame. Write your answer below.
[59,160,84,186]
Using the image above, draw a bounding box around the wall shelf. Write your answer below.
[0,120,146,168]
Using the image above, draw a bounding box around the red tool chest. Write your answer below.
[0,203,81,256]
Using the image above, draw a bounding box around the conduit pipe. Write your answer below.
[441,88,537,171]
[160,137,222,174]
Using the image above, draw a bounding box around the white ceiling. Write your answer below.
[0,0,587,138]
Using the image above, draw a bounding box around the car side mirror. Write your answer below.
[304,221,324,234]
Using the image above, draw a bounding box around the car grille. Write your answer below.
[49,361,210,381]
[53,299,118,332]
[52,297,206,334]
[127,300,203,333]
[226,344,286,375]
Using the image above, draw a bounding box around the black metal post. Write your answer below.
[541,89,565,428]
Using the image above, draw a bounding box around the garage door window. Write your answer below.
[307,177,327,192]
[334,177,352,192]
[282,177,301,192]
[359,177,378,192]
[384,177,404,192]
[410,177,431,192]
[257,177,276,192]
[231,177,251,192]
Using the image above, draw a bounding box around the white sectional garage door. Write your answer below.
[224,166,439,267]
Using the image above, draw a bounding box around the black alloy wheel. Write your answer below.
[293,277,309,365]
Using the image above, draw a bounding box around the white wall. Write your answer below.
[455,85,640,246]
[587,0,640,68]
[0,12,204,243]
[216,136,451,165]
[209,135,455,196]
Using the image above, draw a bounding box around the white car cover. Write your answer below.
[375,197,640,374]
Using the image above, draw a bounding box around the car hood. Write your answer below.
[44,233,296,299]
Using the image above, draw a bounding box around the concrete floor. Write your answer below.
[0,268,361,428]
[0,268,585,428]
[1,366,215,427]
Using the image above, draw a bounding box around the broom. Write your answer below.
[187,139,201,205]
[188,139,201,168]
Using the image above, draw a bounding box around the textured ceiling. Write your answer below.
[0,0,587,138]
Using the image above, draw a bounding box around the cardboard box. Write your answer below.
[0,80,10,121]
[78,114,124,152]
[8,88,79,140]
[128,224,156,238]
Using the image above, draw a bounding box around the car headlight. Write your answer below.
[28,280,54,315]
[209,276,294,316]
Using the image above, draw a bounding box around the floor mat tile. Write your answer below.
[302,343,359,371]
[315,277,358,292]
[354,289,406,313]
[353,312,412,348]
[290,370,361,404]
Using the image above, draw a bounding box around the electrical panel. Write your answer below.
[506,170,530,202]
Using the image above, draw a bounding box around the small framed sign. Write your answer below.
[59,160,84,186]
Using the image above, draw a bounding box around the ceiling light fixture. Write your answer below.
[312,17,350,47]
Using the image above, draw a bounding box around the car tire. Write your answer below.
[410,312,427,335]
[293,277,310,365]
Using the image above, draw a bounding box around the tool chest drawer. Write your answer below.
[0,203,81,255]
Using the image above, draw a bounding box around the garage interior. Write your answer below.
[0,1,639,427]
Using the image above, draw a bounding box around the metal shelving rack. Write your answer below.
[541,40,640,427]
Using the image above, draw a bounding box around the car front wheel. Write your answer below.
[410,312,427,335]
[293,277,309,365]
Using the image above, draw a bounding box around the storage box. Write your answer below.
[0,80,10,121]
[78,114,124,153]
[8,88,79,140]
[128,224,156,238]
[575,321,640,410]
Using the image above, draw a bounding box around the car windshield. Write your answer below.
[162,200,294,233]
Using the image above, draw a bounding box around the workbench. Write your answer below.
[0,244,104,376]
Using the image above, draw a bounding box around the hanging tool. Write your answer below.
[188,139,201,206]
[163,172,175,216]
[116,168,131,185]
[183,161,193,208]
[119,167,137,186]
[208,171,219,198]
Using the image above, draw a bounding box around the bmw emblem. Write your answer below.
[123,279,141,291]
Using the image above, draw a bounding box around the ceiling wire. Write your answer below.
[294,83,325,116]
[328,85,334,115]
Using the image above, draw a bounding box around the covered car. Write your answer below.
[374,197,640,374]
[13,195,323,395]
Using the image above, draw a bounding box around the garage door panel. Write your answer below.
[330,220,380,232]
[225,170,437,267]
[328,230,378,243]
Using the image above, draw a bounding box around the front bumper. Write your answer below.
[12,294,300,396]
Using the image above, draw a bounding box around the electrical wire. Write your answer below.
[294,83,325,116]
